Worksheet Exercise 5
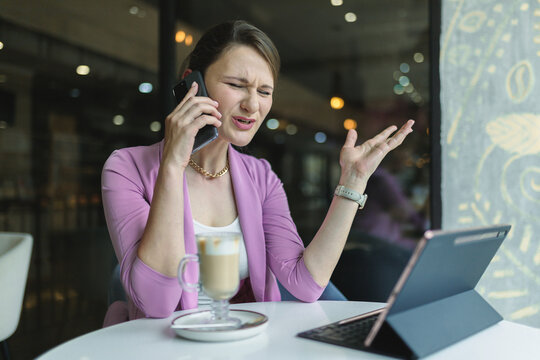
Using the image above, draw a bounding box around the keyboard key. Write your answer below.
[298,314,378,348]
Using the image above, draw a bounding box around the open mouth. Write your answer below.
[234,117,254,124]
[232,116,256,130]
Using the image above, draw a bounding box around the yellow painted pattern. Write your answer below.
[510,305,540,320]
[443,0,540,327]
[488,290,527,298]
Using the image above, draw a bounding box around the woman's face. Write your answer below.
[203,45,274,147]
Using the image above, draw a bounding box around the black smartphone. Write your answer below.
[172,70,219,154]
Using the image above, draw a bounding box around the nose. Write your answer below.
[240,90,259,114]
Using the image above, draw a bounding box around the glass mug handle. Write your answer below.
[177,254,200,292]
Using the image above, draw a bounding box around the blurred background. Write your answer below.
[0,0,431,358]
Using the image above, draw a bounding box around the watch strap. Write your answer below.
[334,185,368,209]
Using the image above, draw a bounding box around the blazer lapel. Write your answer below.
[229,145,267,301]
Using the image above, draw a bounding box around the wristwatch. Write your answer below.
[334,185,368,209]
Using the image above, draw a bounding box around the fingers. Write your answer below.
[172,81,220,119]
[164,88,222,155]
[370,125,399,145]
[385,119,414,150]
[181,98,222,122]
[191,114,222,130]
[369,119,414,146]
[405,119,415,128]
[175,81,199,109]
[166,106,222,136]
[167,92,221,127]
[162,82,222,165]
[342,129,358,148]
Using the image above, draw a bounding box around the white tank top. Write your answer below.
[193,217,249,306]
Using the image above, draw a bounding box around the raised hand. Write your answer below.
[339,119,415,192]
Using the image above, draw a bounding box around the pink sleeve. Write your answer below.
[101,149,181,318]
[260,160,325,302]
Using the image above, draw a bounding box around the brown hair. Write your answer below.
[180,20,280,82]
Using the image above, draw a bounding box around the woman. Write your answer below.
[102,20,414,324]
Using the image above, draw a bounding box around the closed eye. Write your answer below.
[227,81,272,96]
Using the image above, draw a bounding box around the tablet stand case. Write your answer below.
[367,226,508,359]
[369,289,502,359]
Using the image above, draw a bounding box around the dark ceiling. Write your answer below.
[145,0,430,107]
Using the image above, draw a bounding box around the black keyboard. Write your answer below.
[297,313,378,351]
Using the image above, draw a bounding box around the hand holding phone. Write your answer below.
[172,71,219,154]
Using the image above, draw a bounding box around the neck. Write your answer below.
[190,137,229,173]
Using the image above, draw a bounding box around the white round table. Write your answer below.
[37,301,540,359]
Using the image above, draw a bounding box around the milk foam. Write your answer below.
[197,232,240,256]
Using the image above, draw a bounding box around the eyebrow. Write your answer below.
[223,76,274,91]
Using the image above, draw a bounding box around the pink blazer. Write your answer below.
[102,141,324,319]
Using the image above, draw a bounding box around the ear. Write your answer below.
[182,69,193,79]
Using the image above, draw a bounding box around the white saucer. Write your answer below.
[171,309,268,342]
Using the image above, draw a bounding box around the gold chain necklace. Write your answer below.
[188,158,229,178]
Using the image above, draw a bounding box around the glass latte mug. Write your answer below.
[178,232,241,328]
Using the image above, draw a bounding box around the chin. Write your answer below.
[230,136,254,148]
[220,129,257,148]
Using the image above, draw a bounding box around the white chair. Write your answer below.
[0,232,33,360]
